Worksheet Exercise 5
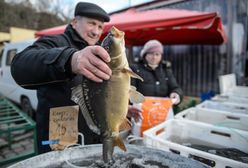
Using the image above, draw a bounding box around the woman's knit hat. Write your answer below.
[140,40,163,58]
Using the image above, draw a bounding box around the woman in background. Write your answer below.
[130,39,183,107]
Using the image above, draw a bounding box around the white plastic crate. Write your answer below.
[219,73,248,98]
[143,119,248,168]
[175,107,248,131]
[223,87,248,99]
[196,100,248,115]
[212,95,248,105]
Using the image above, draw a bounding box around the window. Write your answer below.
[6,49,17,66]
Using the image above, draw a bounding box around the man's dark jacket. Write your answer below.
[130,61,183,101]
[11,25,101,154]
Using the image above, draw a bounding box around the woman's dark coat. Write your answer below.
[130,60,183,100]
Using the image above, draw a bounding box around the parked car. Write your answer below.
[0,39,37,119]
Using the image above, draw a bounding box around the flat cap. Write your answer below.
[74,2,110,22]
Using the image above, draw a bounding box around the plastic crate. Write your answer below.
[222,86,248,99]
[229,86,248,98]
[175,107,248,131]
[212,95,248,105]
[143,119,248,168]
[196,100,248,115]
[0,98,37,166]
[219,73,248,98]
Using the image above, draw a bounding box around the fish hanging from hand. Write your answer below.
[71,26,144,163]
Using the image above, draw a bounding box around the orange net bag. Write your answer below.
[132,97,173,137]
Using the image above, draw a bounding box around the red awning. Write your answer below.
[35,25,66,37]
[35,8,227,45]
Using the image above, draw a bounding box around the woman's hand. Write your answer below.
[127,105,143,122]
[170,92,180,105]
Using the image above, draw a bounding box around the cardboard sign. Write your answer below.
[49,105,79,150]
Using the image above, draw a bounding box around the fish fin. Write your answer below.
[129,86,145,103]
[71,84,100,135]
[123,68,144,81]
[130,85,137,91]
[114,136,126,151]
[119,118,132,131]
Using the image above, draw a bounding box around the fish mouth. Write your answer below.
[102,33,113,53]
[110,26,124,39]
[102,26,124,54]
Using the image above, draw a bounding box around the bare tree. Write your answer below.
[1,0,67,31]
[36,0,50,13]
[35,0,73,22]
[51,0,74,22]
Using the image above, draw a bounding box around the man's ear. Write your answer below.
[71,18,77,28]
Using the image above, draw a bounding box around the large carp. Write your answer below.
[71,26,144,163]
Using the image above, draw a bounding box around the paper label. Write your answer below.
[49,105,79,150]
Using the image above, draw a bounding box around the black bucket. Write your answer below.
[8,144,208,168]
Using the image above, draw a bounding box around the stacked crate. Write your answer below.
[143,74,248,168]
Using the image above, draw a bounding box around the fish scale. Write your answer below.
[83,79,108,131]
[72,84,100,134]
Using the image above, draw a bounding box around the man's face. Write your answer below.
[72,16,104,45]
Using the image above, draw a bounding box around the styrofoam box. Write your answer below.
[143,119,248,168]
[212,95,248,105]
[196,100,248,115]
[219,73,236,94]
[175,107,248,131]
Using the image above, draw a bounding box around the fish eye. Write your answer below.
[104,46,110,52]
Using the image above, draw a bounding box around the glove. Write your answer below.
[170,92,180,105]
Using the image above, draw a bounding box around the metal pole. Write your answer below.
[227,0,234,74]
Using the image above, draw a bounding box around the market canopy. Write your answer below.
[35,8,227,45]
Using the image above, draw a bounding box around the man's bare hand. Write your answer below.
[71,46,112,82]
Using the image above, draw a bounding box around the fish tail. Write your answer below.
[103,139,114,163]
[114,136,126,151]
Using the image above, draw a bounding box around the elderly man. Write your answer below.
[11,2,112,154]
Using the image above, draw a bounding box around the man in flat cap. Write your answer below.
[11,2,112,154]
